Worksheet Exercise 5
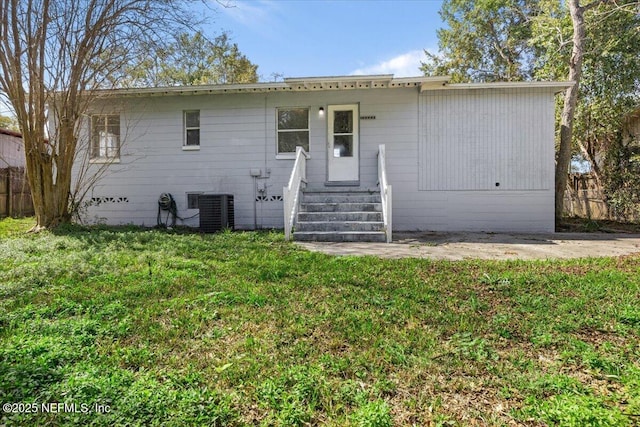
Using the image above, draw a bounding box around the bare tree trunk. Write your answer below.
[555,0,614,226]
[555,0,587,226]
[0,0,198,230]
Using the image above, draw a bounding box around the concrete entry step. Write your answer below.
[293,231,387,243]
[293,188,386,243]
[295,221,385,232]
[302,194,381,204]
[304,186,379,193]
[300,202,382,213]
[297,211,383,222]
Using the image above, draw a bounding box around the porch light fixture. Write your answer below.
[318,107,325,117]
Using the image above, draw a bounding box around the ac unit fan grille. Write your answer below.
[198,194,234,233]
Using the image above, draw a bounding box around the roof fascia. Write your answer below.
[430,81,574,93]
[0,127,22,138]
[89,77,573,98]
[93,75,453,98]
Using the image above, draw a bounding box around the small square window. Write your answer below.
[187,193,202,209]
[91,115,120,160]
[277,107,309,154]
[184,111,200,147]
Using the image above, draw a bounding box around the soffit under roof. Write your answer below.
[96,75,451,98]
[93,75,573,98]
[283,75,450,91]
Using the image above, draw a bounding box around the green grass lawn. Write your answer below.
[1,217,639,426]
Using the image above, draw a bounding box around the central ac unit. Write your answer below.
[198,194,234,232]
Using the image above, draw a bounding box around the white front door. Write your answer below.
[327,104,359,183]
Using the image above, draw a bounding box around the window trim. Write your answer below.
[89,157,121,164]
[90,114,121,162]
[182,145,200,151]
[183,110,200,149]
[276,106,310,157]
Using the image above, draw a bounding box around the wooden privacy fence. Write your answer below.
[0,167,34,218]
[564,173,638,222]
[564,173,608,220]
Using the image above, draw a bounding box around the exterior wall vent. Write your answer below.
[198,194,234,233]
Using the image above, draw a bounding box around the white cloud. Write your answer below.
[351,50,427,78]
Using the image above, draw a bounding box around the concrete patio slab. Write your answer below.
[296,232,640,260]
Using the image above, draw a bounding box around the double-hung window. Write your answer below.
[277,107,309,156]
[91,115,120,160]
[184,110,200,148]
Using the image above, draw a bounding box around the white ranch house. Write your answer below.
[77,75,570,241]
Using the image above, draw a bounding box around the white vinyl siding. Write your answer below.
[418,89,554,191]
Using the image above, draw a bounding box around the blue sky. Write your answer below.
[1,0,445,117]
[208,0,444,80]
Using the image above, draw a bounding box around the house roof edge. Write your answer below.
[434,81,574,93]
[0,127,22,138]
[92,75,453,97]
[88,77,573,98]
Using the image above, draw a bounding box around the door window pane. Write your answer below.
[333,110,353,134]
[333,135,353,157]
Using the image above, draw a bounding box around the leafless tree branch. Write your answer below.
[0,0,204,228]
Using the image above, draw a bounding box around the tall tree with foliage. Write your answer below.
[0,0,202,229]
[554,0,589,221]
[0,114,18,131]
[526,0,640,221]
[422,0,539,82]
[423,0,640,223]
[126,32,258,87]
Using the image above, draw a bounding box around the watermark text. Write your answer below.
[2,402,111,414]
